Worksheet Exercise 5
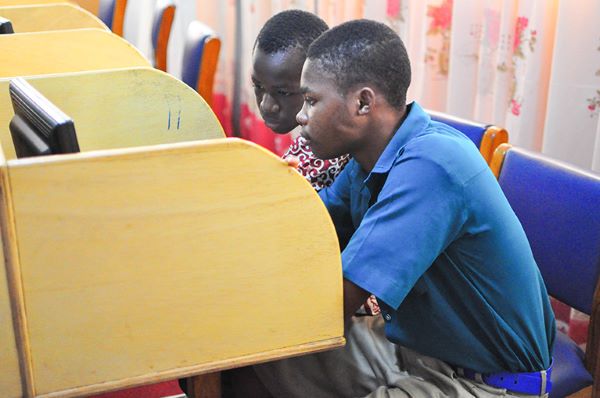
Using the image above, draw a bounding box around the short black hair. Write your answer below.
[307,19,411,109]
[255,10,328,55]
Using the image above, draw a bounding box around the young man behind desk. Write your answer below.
[226,10,407,398]
[180,12,401,397]
[254,19,556,398]
[251,9,349,190]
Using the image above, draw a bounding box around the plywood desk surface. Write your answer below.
[0,150,21,396]
[0,3,107,33]
[0,67,225,159]
[0,0,71,2]
[1,138,344,397]
[0,0,118,34]
[0,1,100,17]
[72,0,98,14]
[0,28,149,79]
[0,66,224,397]
[0,0,69,4]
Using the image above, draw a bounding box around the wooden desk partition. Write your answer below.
[0,1,100,16]
[0,195,20,397]
[0,0,68,4]
[1,138,344,398]
[72,0,98,14]
[0,28,149,79]
[0,68,225,160]
[1,0,123,36]
[0,68,342,397]
[0,3,107,33]
[0,67,224,397]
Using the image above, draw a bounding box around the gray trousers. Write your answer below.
[253,316,548,398]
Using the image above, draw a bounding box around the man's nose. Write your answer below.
[296,104,308,126]
[260,93,279,114]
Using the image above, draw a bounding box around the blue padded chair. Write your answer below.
[428,110,508,166]
[98,0,127,36]
[492,144,600,398]
[181,20,221,108]
[150,0,176,71]
[97,0,114,29]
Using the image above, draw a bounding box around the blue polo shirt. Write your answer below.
[319,102,555,373]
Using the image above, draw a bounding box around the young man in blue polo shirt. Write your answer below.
[255,19,556,398]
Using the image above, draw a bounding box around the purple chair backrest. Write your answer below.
[497,147,600,315]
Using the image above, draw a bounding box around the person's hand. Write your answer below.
[284,156,300,169]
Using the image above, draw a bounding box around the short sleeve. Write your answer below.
[342,154,467,309]
[318,165,355,250]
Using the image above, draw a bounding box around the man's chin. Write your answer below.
[271,128,292,135]
[264,120,296,134]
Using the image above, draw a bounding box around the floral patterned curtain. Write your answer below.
[124,0,600,175]
[543,0,600,172]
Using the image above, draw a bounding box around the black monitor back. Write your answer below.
[9,78,80,158]
[0,17,14,34]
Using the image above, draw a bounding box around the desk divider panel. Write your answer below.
[0,150,22,398]
[0,28,149,80]
[0,3,107,33]
[0,0,69,4]
[0,2,100,20]
[0,68,225,160]
[0,1,96,9]
[71,0,98,14]
[3,138,344,397]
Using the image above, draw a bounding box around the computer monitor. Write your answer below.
[9,77,80,158]
[0,17,14,34]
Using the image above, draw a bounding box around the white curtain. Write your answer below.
[191,0,600,173]
[542,0,600,171]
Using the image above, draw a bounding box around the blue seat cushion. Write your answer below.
[550,331,593,397]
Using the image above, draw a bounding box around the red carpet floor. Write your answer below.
[89,380,183,398]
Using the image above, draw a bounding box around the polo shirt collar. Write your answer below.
[370,101,430,175]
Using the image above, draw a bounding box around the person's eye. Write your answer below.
[277,89,297,97]
[304,96,316,106]
[252,82,264,91]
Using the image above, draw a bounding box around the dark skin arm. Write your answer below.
[343,279,371,329]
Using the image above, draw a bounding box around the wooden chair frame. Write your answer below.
[152,0,175,71]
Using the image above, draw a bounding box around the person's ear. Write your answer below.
[356,87,375,115]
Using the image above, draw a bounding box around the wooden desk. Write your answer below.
[0,3,107,33]
[0,0,69,4]
[0,226,20,398]
[0,70,344,398]
[72,0,98,15]
[0,0,96,10]
[0,28,149,79]
[0,68,224,160]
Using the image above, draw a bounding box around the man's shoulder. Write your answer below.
[403,122,477,159]
[398,123,489,183]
